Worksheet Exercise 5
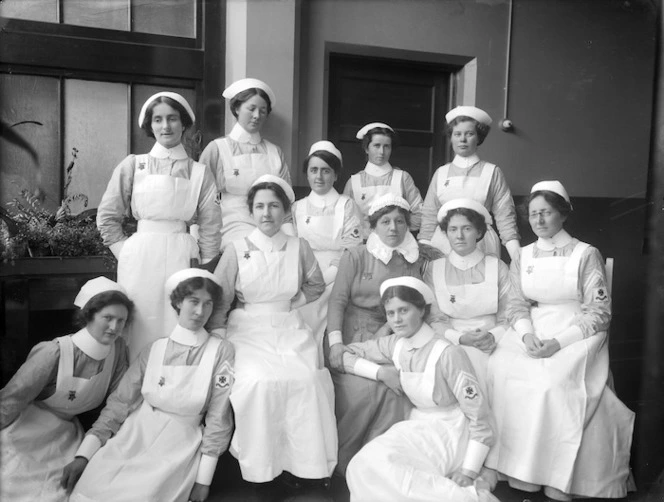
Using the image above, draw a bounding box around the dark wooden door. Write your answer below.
[328,53,452,195]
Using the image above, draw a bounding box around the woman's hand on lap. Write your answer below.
[537,339,561,358]
[61,457,88,494]
[377,366,403,396]
[189,482,209,502]
[460,329,496,353]
[449,469,474,487]
[523,333,543,357]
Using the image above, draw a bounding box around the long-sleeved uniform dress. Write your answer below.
[0,329,128,502]
[419,154,518,256]
[485,230,635,498]
[199,123,292,248]
[292,188,362,365]
[343,162,423,239]
[208,229,337,482]
[97,142,221,359]
[343,324,498,502]
[70,325,234,502]
[326,231,441,475]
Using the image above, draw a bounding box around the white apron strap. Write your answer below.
[390,169,403,192]
[332,195,347,239]
[520,243,535,282]
[392,337,406,371]
[188,160,206,201]
[350,173,363,203]
[194,335,222,396]
[474,162,495,202]
[436,164,451,196]
[55,335,74,388]
[214,138,235,179]
[565,241,590,284]
[284,236,300,270]
[264,141,281,174]
[295,199,307,228]
[484,254,499,294]
[432,258,450,306]
[142,338,169,393]
[424,339,449,380]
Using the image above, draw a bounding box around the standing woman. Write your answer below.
[208,175,337,484]
[419,106,520,261]
[343,122,423,239]
[0,277,132,502]
[486,181,635,500]
[293,140,363,364]
[97,92,221,359]
[199,78,293,249]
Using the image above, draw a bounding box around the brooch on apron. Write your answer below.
[158,377,165,387]
[68,390,77,401]
[526,265,534,274]
[361,272,373,280]
[449,295,456,303]
[305,216,311,224]
[233,169,240,176]
[444,179,450,187]
[361,193,366,200]
[138,162,145,170]
[244,251,251,260]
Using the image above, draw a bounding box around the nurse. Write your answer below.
[68,269,234,502]
[199,78,293,249]
[343,122,423,239]
[486,181,635,500]
[419,106,520,261]
[292,140,362,364]
[0,277,132,502]
[343,277,497,502]
[97,92,221,359]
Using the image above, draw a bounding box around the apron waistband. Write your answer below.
[150,404,203,427]
[242,301,291,313]
[409,404,463,421]
[137,220,186,233]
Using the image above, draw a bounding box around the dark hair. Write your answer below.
[445,116,490,145]
[170,277,222,315]
[230,88,272,118]
[368,205,411,229]
[381,285,431,319]
[361,127,399,151]
[140,96,193,139]
[438,207,488,241]
[75,290,134,328]
[302,150,342,175]
[247,182,292,214]
[525,190,572,220]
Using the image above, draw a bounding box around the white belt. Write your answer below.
[137,220,186,233]
[243,301,291,313]
[152,406,203,427]
[409,404,463,421]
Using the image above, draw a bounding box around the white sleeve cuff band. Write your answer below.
[353,358,381,380]
[195,454,218,485]
[556,325,584,348]
[75,434,102,460]
[462,439,490,476]
[328,331,343,347]
[514,319,534,337]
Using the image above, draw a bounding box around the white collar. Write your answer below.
[364,162,393,177]
[169,324,209,347]
[248,227,288,252]
[402,323,435,351]
[229,122,262,145]
[71,328,111,361]
[448,249,485,270]
[307,188,340,208]
[537,229,573,251]
[149,142,188,160]
[366,231,419,265]
[452,154,480,169]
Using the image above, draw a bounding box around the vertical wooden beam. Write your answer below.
[200,0,225,151]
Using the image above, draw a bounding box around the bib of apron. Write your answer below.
[233,235,300,304]
[393,338,448,409]
[295,195,346,271]
[142,335,221,416]
[41,335,116,418]
[435,161,494,204]
[351,169,403,216]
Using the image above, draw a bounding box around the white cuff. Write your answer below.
[514,319,534,337]
[322,266,338,285]
[489,326,506,343]
[555,325,584,348]
[281,222,296,236]
[445,329,463,345]
[109,240,126,259]
[75,434,102,460]
[195,454,218,485]
[462,440,490,476]
[328,331,343,347]
[353,358,381,380]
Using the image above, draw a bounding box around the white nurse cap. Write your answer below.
[222,78,276,108]
[138,92,195,127]
[165,268,221,297]
[437,198,493,225]
[445,106,492,126]
[379,276,435,305]
[368,193,411,216]
[309,140,342,162]
[531,180,572,207]
[356,122,394,140]
[252,174,295,203]
[74,277,127,308]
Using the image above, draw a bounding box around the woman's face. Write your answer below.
[365,134,392,166]
[236,94,269,134]
[451,120,479,157]
[252,189,286,237]
[384,296,425,338]
[446,214,480,256]
[374,208,409,248]
[87,304,129,346]
[307,156,337,196]
[151,103,184,149]
[528,195,566,239]
[177,288,214,331]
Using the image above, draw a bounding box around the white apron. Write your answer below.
[433,255,499,389]
[351,169,403,239]
[430,162,501,256]
[294,194,346,366]
[1,335,115,502]
[347,338,497,502]
[70,335,221,502]
[118,154,203,359]
[486,242,635,497]
[227,235,338,482]
[215,137,282,248]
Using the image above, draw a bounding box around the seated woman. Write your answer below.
[68,269,234,502]
[343,277,497,502]
[327,193,441,475]
[343,122,423,239]
[208,175,337,484]
[292,140,362,364]
[0,277,132,502]
[486,181,635,500]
